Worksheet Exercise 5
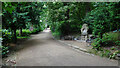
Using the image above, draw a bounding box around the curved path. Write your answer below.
[13,29,118,66]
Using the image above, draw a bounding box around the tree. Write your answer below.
[2,2,18,43]
[84,2,120,38]
[2,2,44,43]
[16,3,31,36]
[46,2,93,36]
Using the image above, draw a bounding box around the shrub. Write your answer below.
[83,2,120,37]
[109,50,120,59]
[92,32,120,49]
[102,32,120,46]
[31,28,40,34]
[115,41,120,46]
[52,31,61,39]
[16,29,32,36]
[92,37,102,50]
[2,29,14,45]
[1,45,10,58]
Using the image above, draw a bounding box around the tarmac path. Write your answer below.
[13,29,118,66]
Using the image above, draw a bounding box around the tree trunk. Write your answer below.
[66,9,70,20]
[19,28,22,36]
[100,33,103,39]
[65,9,70,21]
[117,22,119,31]
[13,28,17,43]
[99,32,103,50]
[65,9,70,35]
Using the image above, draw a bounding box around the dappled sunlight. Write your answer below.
[2,2,120,66]
[43,28,51,32]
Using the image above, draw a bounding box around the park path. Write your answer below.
[11,28,118,66]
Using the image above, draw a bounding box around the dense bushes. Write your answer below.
[81,2,120,59]
[16,29,30,36]
[2,2,45,57]
[84,7,111,36]
[1,46,9,57]
[2,29,14,45]
[59,22,81,36]
[84,2,120,36]
[90,32,120,59]
[46,2,93,37]
[3,28,42,44]
[92,32,120,49]
[31,27,42,34]
[2,28,42,57]
[83,2,120,52]
[47,2,120,40]
[2,2,44,43]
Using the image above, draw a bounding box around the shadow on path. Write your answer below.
[3,28,118,66]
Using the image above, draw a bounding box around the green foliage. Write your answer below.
[31,28,41,34]
[17,36,30,39]
[2,2,17,13]
[102,32,120,46]
[91,32,119,59]
[115,41,120,46]
[0,45,9,57]
[46,2,93,36]
[92,32,120,49]
[84,7,110,36]
[92,37,102,49]
[2,2,120,59]
[52,31,61,39]
[103,50,111,57]
[84,3,120,59]
[89,47,119,59]
[2,2,44,43]
[109,50,120,59]
[111,46,116,50]
[16,29,31,36]
[84,2,120,37]
[2,29,14,44]
[98,49,111,57]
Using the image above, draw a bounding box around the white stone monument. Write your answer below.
[29,26,33,31]
[81,24,89,41]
